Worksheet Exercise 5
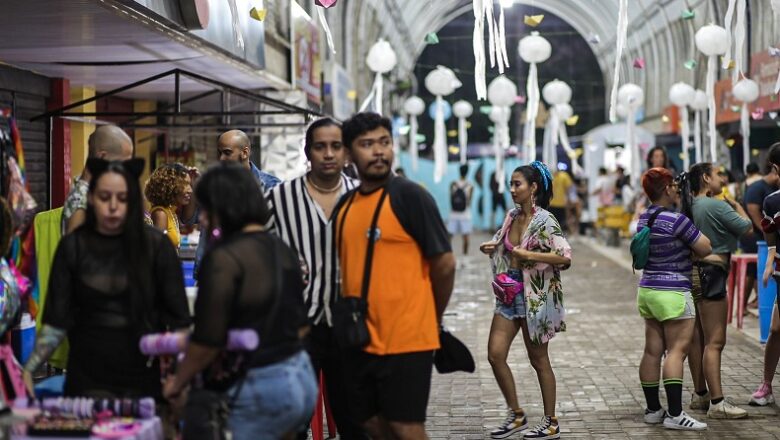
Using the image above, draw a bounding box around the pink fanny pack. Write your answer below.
[492,273,524,305]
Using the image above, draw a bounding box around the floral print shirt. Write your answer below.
[61,177,89,235]
[491,207,571,345]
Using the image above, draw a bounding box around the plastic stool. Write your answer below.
[727,253,757,329]
[310,370,337,440]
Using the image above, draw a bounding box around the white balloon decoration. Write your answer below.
[542,80,572,106]
[359,39,398,115]
[555,103,573,120]
[453,101,474,165]
[519,32,551,162]
[690,89,708,163]
[669,82,695,170]
[487,76,518,108]
[695,24,729,162]
[618,83,644,188]
[733,78,760,170]
[489,106,511,193]
[425,66,462,183]
[403,96,425,172]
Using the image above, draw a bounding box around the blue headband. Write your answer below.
[530,161,553,190]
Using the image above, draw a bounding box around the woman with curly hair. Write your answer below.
[144,163,193,249]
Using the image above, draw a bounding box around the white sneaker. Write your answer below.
[663,411,707,431]
[689,391,710,410]
[707,399,748,419]
[490,409,528,439]
[643,408,666,424]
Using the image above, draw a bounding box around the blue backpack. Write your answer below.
[630,208,666,272]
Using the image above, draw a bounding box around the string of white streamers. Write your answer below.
[409,115,419,172]
[741,104,751,169]
[722,0,736,71]
[358,73,383,114]
[733,0,747,83]
[558,123,583,176]
[543,108,559,167]
[433,96,447,183]
[227,0,245,51]
[706,56,718,162]
[772,0,780,93]
[694,110,703,164]
[472,0,509,100]
[680,107,691,171]
[458,116,468,165]
[494,108,510,193]
[524,62,540,161]
[316,7,337,55]
[473,0,487,99]
[627,109,640,189]
[608,0,629,122]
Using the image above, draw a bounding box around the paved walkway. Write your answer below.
[427,233,779,439]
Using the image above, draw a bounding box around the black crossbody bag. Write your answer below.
[331,187,388,350]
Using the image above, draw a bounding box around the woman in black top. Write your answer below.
[164,163,316,440]
[23,158,191,398]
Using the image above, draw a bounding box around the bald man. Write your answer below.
[62,125,134,234]
[217,129,281,190]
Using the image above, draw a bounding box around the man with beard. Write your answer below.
[264,118,363,438]
[334,112,456,439]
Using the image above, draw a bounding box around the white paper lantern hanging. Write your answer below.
[518,32,551,162]
[359,39,398,115]
[618,83,644,188]
[425,66,462,183]
[487,76,518,108]
[669,82,695,170]
[403,96,425,172]
[695,24,729,163]
[690,89,708,164]
[453,101,474,165]
[733,78,760,170]
[542,80,572,106]
[540,80,572,169]
[489,106,511,193]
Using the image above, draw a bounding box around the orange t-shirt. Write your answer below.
[337,179,451,355]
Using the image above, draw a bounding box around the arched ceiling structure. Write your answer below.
[339,0,740,118]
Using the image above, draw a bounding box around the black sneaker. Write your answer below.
[523,416,560,440]
[490,409,528,439]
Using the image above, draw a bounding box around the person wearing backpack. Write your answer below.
[449,164,475,254]
[635,167,711,431]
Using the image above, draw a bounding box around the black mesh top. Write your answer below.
[191,231,306,368]
[44,226,191,397]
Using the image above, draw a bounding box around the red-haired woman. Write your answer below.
[635,167,711,431]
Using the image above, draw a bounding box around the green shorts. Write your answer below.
[637,287,696,322]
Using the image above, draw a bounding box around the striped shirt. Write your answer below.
[637,206,702,291]
[265,174,358,326]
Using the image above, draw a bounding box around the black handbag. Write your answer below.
[697,261,728,300]
[332,187,388,350]
[434,328,475,374]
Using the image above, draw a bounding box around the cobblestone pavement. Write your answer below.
[427,233,780,439]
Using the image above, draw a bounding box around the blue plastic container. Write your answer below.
[757,241,776,343]
[12,313,36,364]
[181,260,196,288]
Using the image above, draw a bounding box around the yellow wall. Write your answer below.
[68,87,95,178]
[132,100,157,187]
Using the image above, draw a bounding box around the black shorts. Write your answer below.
[342,350,433,423]
[549,207,568,231]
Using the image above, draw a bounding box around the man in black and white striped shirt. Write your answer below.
[265,118,362,438]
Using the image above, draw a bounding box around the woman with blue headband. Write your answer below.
[479,161,571,440]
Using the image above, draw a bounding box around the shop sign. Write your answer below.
[291,1,322,105]
[715,50,780,124]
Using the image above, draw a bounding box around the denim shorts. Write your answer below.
[494,269,526,320]
[227,350,318,439]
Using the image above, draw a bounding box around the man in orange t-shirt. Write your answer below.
[336,112,456,439]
